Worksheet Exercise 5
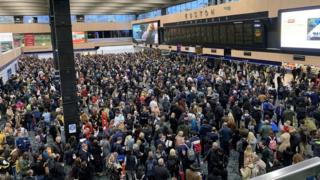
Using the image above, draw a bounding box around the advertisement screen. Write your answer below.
[281,8,320,50]
[133,22,159,44]
[72,32,86,43]
[0,33,13,52]
[14,33,51,47]
[24,34,35,46]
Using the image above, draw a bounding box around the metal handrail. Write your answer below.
[251,157,320,180]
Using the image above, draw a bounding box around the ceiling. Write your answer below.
[0,0,193,16]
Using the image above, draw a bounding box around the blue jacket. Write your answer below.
[199,124,212,139]
[219,127,232,143]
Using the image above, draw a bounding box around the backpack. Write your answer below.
[16,137,31,152]
[187,144,196,162]
[269,137,277,151]
[192,140,202,154]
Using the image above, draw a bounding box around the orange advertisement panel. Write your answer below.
[72,32,86,43]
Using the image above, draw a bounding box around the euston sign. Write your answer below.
[185,8,215,20]
[184,5,233,20]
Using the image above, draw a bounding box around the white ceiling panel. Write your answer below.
[0,0,193,16]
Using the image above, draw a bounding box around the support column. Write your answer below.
[49,0,59,69]
[49,0,80,140]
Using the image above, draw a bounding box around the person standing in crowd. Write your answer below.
[153,158,170,180]
[219,122,233,155]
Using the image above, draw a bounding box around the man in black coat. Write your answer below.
[205,144,228,180]
[154,158,170,180]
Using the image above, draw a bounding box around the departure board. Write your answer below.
[186,26,192,44]
[219,24,227,45]
[227,24,235,45]
[212,24,219,44]
[164,29,168,43]
[243,22,253,45]
[196,26,201,44]
[190,26,196,44]
[182,27,187,44]
[201,25,207,44]
[172,28,177,43]
[178,27,182,43]
[234,23,244,45]
[163,19,266,48]
[167,29,171,43]
[206,25,213,43]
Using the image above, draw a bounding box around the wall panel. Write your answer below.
[231,50,320,66]
[203,48,224,56]
[0,47,21,67]
[0,22,131,33]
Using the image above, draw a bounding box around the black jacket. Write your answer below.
[154,165,170,180]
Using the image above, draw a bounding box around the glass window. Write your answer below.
[71,15,77,23]
[137,9,161,20]
[192,1,198,9]
[171,6,177,14]
[85,15,97,22]
[180,4,186,12]
[166,0,211,15]
[167,7,172,14]
[197,0,203,8]
[23,16,49,23]
[37,16,49,23]
[84,15,134,23]
[0,16,14,24]
[176,5,181,13]
[186,2,192,10]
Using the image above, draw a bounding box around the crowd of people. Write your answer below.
[0,49,319,180]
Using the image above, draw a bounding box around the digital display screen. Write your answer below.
[72,32,86,44]
[281,8,320,50]
[253,23,264,44]
[0,33,13,52]
[133,22,159,44]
